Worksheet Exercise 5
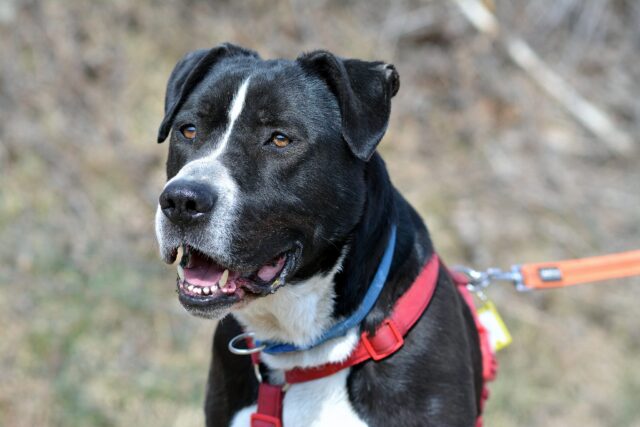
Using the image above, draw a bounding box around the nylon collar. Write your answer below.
[255,224,398,354]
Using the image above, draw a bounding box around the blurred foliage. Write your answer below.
[1,0,639,426]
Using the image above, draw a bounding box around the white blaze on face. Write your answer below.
[155,77,252,263]
[214,78,250,157]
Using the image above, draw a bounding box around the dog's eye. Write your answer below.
[270,133,291,148]
[180,124,197,140]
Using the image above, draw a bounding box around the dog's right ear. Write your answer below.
[157,43,259,143]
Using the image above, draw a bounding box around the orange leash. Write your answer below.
[453,250,640,354]
[519,250,640,290]
[455,250,640,292]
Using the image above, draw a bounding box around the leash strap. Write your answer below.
[456,249,640,292]
[520,250,640,289]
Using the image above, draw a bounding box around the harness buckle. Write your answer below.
[361,319,404,361]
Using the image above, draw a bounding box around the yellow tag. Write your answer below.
[477,300,512,351]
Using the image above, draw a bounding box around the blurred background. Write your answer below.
[1,0,639,426]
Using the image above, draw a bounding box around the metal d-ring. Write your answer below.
[228,331,266,355]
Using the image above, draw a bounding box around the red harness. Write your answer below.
[248,255,497,427]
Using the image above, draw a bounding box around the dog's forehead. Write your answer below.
[184,59,325,122]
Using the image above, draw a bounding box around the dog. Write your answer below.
[155,43,484,427]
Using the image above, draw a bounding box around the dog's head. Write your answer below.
[155,43,399,319]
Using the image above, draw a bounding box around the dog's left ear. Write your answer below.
[298,51,400,161]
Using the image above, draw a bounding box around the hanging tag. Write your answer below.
[477,300,512,351]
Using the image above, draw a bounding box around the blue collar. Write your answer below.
[257,224,397,354]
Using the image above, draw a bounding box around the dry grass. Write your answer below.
[1,1,639,426]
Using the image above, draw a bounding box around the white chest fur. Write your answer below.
[232,250,358,370]
[233,270,338,348]
[230,250,367,425]
[229,369,368,427]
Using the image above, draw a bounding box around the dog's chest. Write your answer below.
[230,369,368,427]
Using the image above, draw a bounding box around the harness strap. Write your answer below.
[249,254,496,426]
[451,271,498,427]
[250,383,284,427]
[285,254,440,383]
[451,271,498,383]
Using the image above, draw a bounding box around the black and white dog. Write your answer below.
[155,43,483,426]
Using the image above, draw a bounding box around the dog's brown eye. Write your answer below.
[271,133,290,148]
[180,124,197,140]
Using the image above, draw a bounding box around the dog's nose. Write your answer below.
[159,180,217,225]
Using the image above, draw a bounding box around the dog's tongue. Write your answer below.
[184,252,224,287]
[183,252,286,287]
[256,256,286,282]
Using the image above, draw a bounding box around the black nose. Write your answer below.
[159,180,217,225]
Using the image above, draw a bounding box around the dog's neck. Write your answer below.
[233,248,360,371]
[233,247,346,346]
[233,154,433,372]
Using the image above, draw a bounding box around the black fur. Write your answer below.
[298,51,400,161]
[205,155,482,426]
[156,43,482,426]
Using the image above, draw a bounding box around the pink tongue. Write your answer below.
[184,252,286,286]
[257,256,286,282]
[184,253,223,287]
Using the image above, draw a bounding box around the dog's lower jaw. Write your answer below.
[185,305,234,320]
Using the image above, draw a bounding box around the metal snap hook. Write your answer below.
[454,266,490,290]
[228,331,266,355]
[454,264,527,292]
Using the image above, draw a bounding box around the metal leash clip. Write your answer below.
[454,265,529,293]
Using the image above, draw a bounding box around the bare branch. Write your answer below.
[453,0,634,155]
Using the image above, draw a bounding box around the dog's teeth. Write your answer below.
[219,269,229,289]
[188,284,194,292]
[177,265,184,281]
[203,287,211,295]
[194,287,202,295]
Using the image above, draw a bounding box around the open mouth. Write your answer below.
[174,245,297,309]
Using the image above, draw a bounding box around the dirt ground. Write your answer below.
[1,1,639,426]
